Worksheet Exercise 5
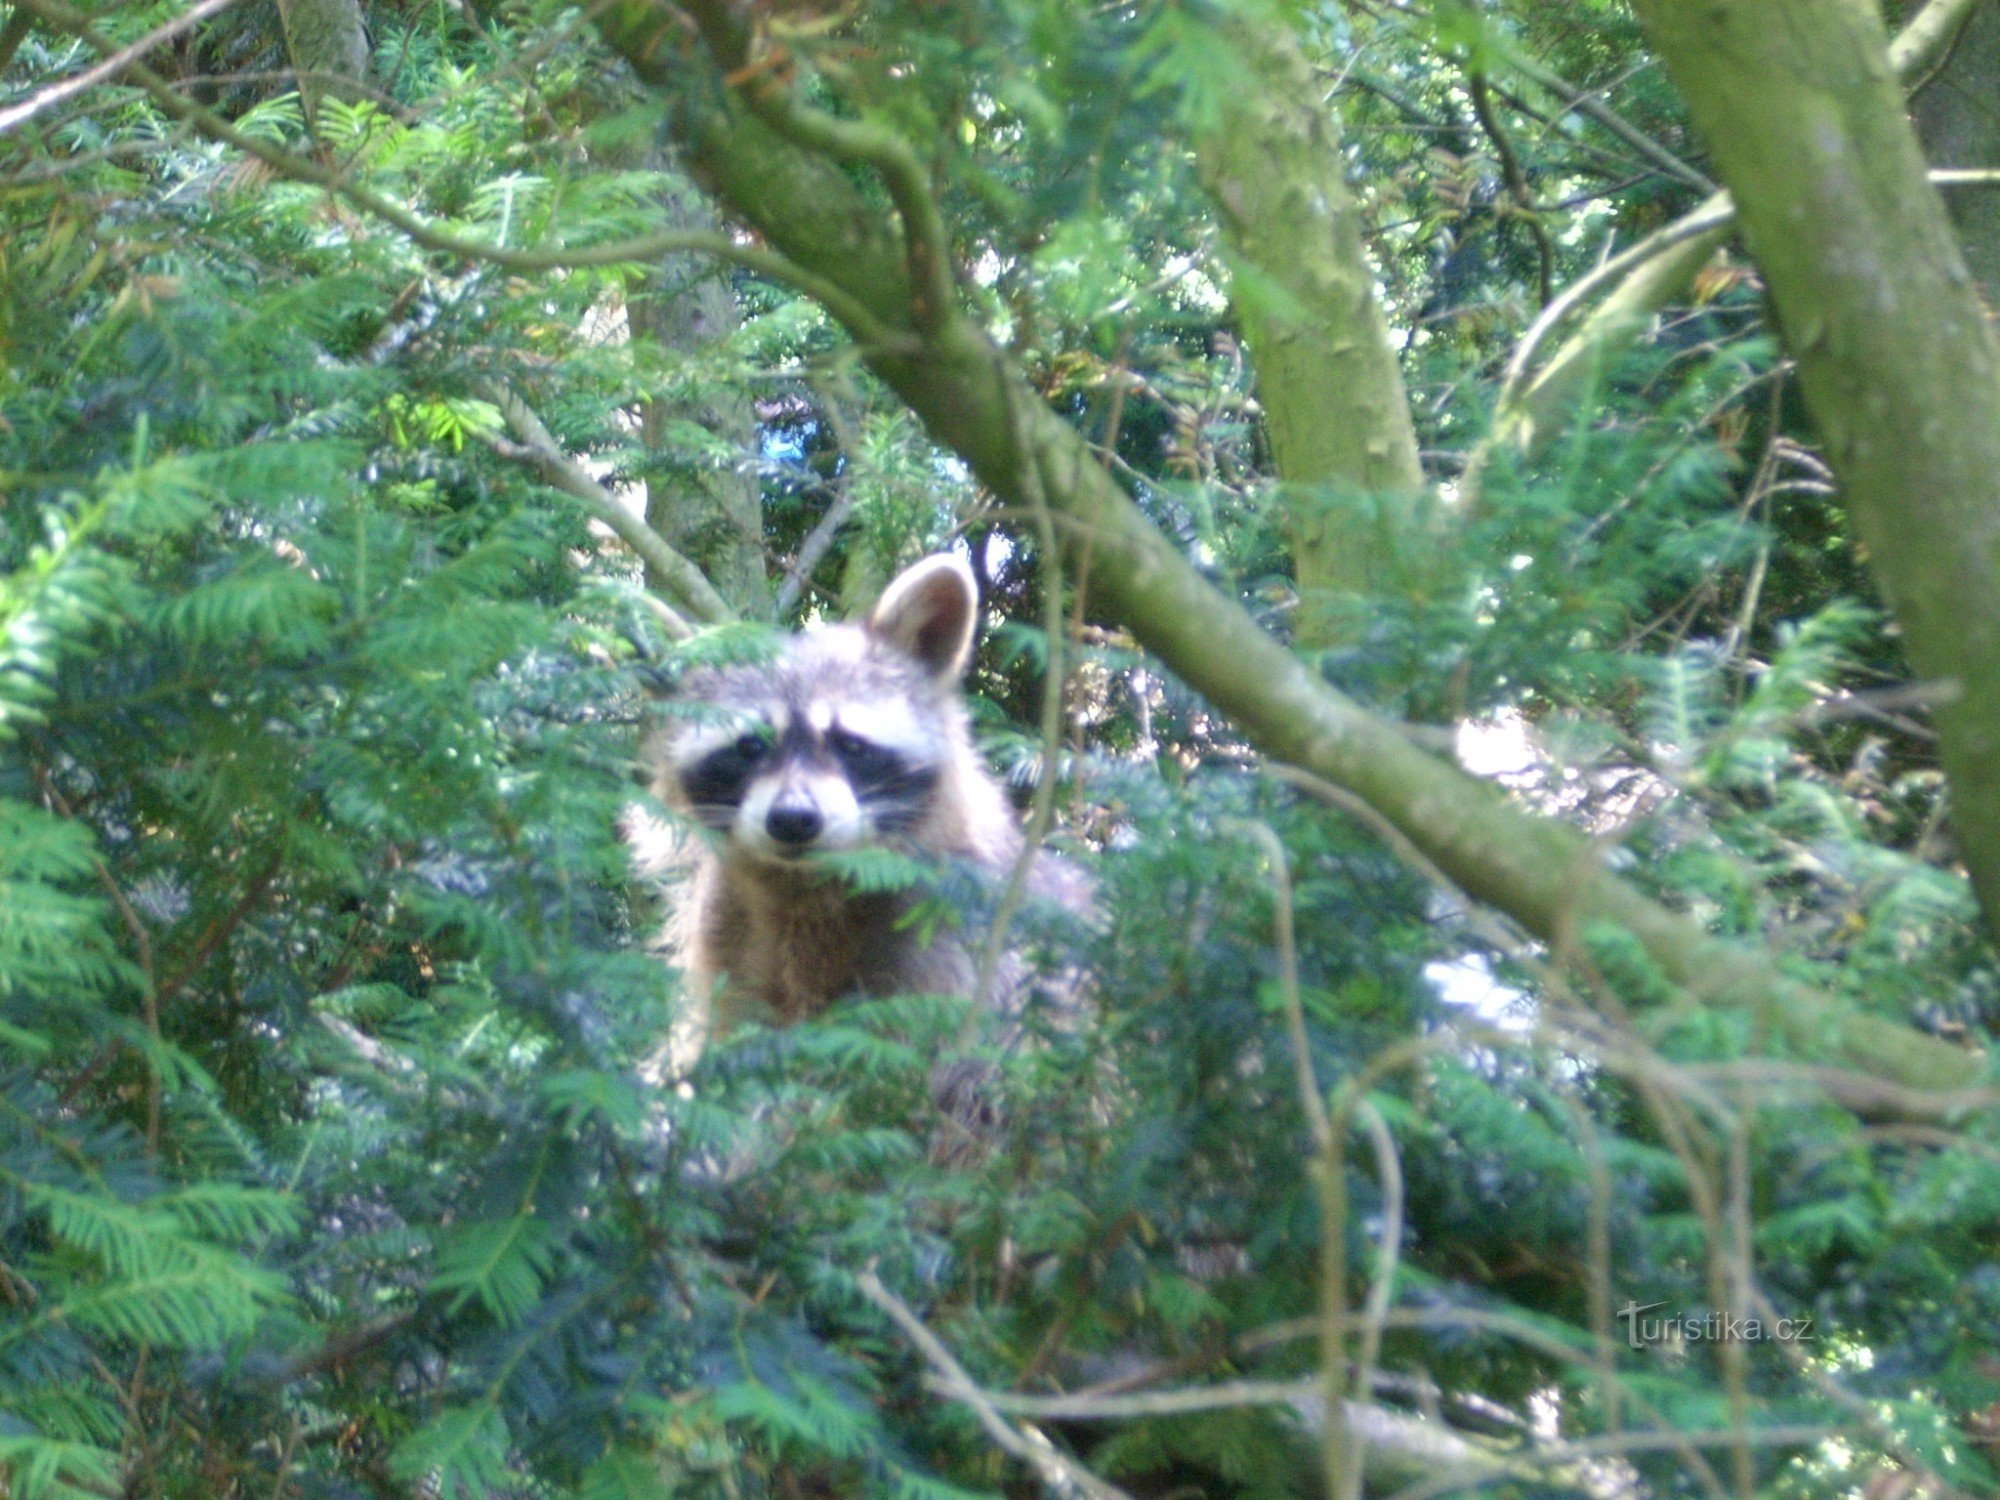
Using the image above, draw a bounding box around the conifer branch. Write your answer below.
[33,765,163,1155]
[10,0,910,351]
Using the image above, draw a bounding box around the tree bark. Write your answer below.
[274,0,369,139]
[589,0,1982,1096]
[1482,0,1981,474]
[1191,15,1426,650]
[1632,0,2000,936]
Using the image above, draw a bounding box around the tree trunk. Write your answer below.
[588,0,1981,1095]
[1481,0,1978,477]
[629,166,770,617]
[1633,0,2000,936]
[274,0,369,139]
[1192,15,1426,650]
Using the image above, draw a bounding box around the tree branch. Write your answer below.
[0,0,242,137]
[1467,69,1555,305]
[478,383,731,629]
[1473,197,1736,481]
[604,0,1987,1099]
[1894,0,1989,78]
[731,65,958,334]
[9,0,910,351]
[856,1271,1137,1500]
[1497,45,1717,194]
[1478,0,1981,476]
[773,482,854,619]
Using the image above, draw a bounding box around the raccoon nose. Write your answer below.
[766,799,825,849]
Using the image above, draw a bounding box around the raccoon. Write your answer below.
[649,553,1078,1052]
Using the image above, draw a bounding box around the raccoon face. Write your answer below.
[665,555,979,863]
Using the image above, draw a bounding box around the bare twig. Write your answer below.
[1234,822,1333,1153]
[774,487,854,619]
[1350,1099,1404,1486]
[970,368,1071,1016]
[0,0,241,137]
[1468,71,1554,305]
[774,375,862,617]
[865,1276,1545,1491]
[1229,819,1357,1495]
[855,1270,1136,1500]
[1498,46,1716,194]
[972,1380,1318,1421]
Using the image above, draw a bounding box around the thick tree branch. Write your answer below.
[1481,0,1982,473]
[729,63,957,334]
[600,0,1987,1099]
[1896,0,1988,76]
[1477,199,1738,476]
[1632,0,2000,933]
[1190,12,1428,649]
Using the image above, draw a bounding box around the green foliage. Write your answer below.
[1,2,1998,1497]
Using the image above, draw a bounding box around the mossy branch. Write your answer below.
[603,0,1987,1101]
[1477,0,1983,477]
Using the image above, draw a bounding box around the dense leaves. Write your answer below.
[2,3,1998,1498]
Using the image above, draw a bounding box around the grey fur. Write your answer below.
[645,555,1076,1059]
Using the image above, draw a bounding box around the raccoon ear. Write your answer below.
[868,553,979,680]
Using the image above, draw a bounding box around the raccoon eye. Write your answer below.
[827,726,903,778]
[733,732,770,762]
